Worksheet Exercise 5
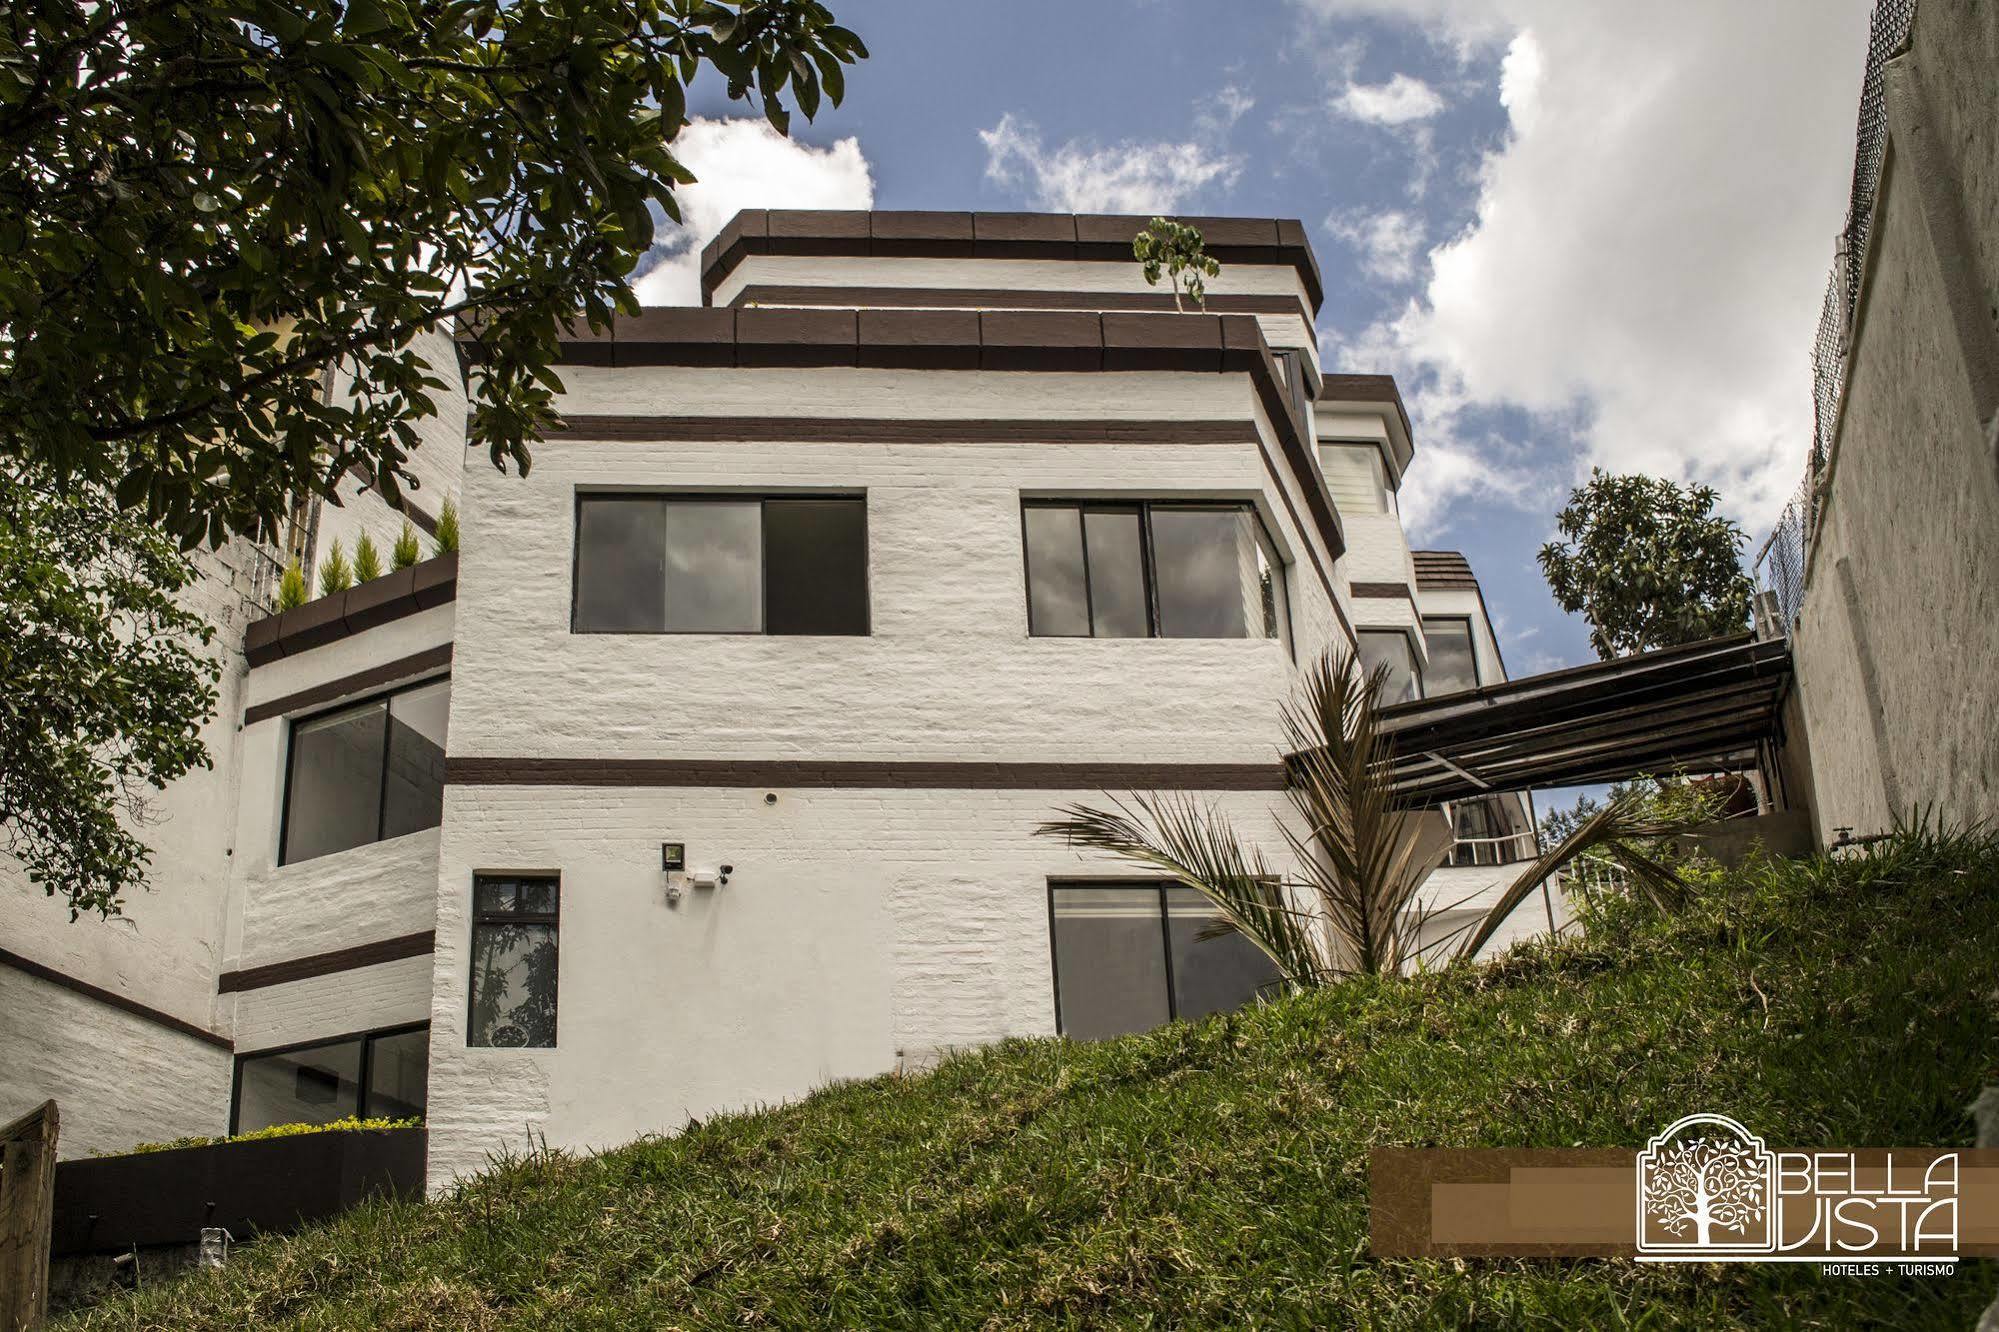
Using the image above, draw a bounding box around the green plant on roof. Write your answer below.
[391,521,421,570]
[1132,216,1221,313]
[276,560,307,611]
[316,540,351,596]
[352,531,383,582]
[433,499,459,556]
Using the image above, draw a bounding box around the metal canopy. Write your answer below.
[1370,633,1793,806]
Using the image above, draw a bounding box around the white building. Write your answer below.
[1,211,1542,1185]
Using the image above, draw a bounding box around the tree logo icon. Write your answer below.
[1636,1114,1776,1257]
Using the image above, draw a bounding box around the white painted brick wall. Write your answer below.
[0,970,231,1159]
[228,954,434,1054]
[424,784,1298,1187]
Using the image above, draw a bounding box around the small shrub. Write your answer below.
[432,499,459,556]
[391,521,421,570]
[277,561,308,610]
[317,540,352,596]
[352,532,383,582]
[102,1115,423,1157]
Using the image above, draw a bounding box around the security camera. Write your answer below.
[719,863,734,885]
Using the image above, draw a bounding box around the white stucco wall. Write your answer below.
[1789,2,1999,840]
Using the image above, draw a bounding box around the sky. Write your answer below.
[639,0,1875,702]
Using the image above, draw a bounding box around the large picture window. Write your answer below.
[1048,883,1282,1040]
[468,874,560,1049]
[1021,501,1290,648]
[573,495,869,635]
[279,678,449,866]
[231,1023,429,1133]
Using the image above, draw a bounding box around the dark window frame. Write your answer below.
[1020,499,1289,642]
[228,1021,430,1134]
[1420,614,1482,693]
[569,491,872,636]
[1044,878,1281,1037]
[467,873,561,1049]
[277,673,451,867]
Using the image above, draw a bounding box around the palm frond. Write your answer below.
[1037,793,1321,988]
[1452,791,1705,962]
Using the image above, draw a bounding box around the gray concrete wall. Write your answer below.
[1790,0,1999,840]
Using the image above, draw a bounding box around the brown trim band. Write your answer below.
[498,309,1346,572]
[217,931,436,994]
[552,416,1256,445]
[1351,582,1417,604]
[0,946,231,1050]
[700,210,1324,310]
[728,284,1312,326]
[243,644,452,726]
[446,758,1286,791]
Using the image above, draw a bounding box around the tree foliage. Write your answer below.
[1,469,219,918]
[1538,469,1753,659]
[0,0,866,549]
[1132,217,1219,313]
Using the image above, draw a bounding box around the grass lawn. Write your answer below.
[66,831,1999,1329]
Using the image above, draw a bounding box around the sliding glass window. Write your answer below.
[280,678,450,866]
[573,495,869,635]
[231,1023,429,1133]
[1049,883,1282,1040]
[1021,501,1290,649]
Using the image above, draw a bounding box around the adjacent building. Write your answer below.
[2,212,1542,1185]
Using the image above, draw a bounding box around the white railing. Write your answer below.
[1446,830,1539,868]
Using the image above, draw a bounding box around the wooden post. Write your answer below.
[0,1100,59,1332]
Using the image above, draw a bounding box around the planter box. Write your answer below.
[50,1128,425,1255]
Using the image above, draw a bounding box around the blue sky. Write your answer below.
[659,0,1876,703]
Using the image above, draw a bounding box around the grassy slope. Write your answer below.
[70,834,1999,1330]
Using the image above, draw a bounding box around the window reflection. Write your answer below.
[1356,631,1422,704]
[1422,617,1480,696]
[1050,883,1281,1039]
[468,875,559,1049]
[1022,502,1290,645]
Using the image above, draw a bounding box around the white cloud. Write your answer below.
[632,118,874,305]
[1328,208,1425,283]
[1196,84,1257,139]
[1334,73,1446,125]
[1306,1,1872,532]
[978,112,1242,214]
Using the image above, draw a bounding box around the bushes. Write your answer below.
[99,1117,423,1158]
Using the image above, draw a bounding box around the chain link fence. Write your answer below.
[1756,0,1917,627]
